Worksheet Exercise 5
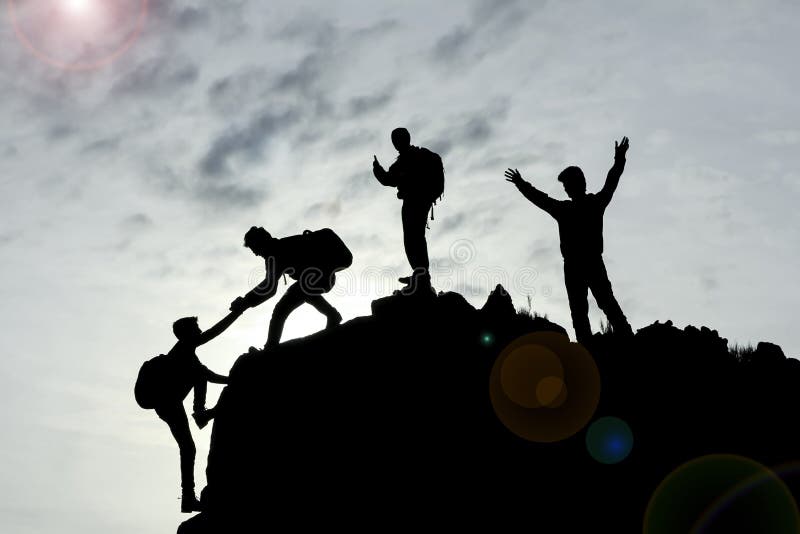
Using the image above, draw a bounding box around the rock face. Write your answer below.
[178,292,800,533]
[480,283,516,317]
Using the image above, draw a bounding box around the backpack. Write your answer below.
[417,147,445,205]
[134,354,170,410]
[280,228,353,283]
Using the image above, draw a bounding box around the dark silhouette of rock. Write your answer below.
[175,294,800,533]
[754,341,786,365]
[480,283,515,318]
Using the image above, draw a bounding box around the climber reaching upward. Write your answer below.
[505,137,634,344]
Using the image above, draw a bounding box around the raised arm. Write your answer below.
[197,309,244,346]
[597,136,629,207]
[373,155,399,187]
[505,168,560,216]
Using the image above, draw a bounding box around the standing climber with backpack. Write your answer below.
[134,309,243,513]
[230,226,352,348]
[373,127,444,293]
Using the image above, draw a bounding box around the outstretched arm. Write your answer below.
[505,168,560,216]
[229,257,280,314]
[197,309,244,346]
[373,155,399,187]
[233,275,279,311]
[597,136,629,207]
[203,367,228,385]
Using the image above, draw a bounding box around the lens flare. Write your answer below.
[490,332,601,443]
[644,455,800,534]
[479,331,495,347]
[585,416,633,464]
[8,0,149,70]
[64,0,90,15]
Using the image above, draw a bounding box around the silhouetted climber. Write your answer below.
[134,311,242,513]
[505,137,634,344]
[373,127,445,292]
[230,227,352,348]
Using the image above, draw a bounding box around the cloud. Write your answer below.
[431,0,541,64]
[438,212,467,234]
[433,27,472,63]
[527,241,558,263]
[195,183,266,208]
[341,171,379,200]
[120,213,153,231]
[147,0,212,33]
[431,99,510,157]
[111,54,200,96]
[172,5,211,31]
[756,130,800,146]
[351,19,401,39]
[47,124,76,141]
[701,275,719,292]
[0,232,20,247]
[274,52,327,93]
[305,201,342,219]
[348,89,396,116]
[81,136,121,154]
[207,67,270,115]
[333,129,379,152]
[199,108,301,177]
[274,15,339,47]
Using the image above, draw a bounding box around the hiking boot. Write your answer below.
[400,273,433,295]
[192,409,214,430]
[326,310,343,329]
[181,492,204,513]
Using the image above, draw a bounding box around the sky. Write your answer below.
[1,0,799,531]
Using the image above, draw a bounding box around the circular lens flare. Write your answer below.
[585,416,633,464]
[644,455,800,534]
[500,345,563,409]
[480,331,495,347]
[8,0,148,71]
[490,332,601,443]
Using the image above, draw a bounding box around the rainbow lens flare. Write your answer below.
[644,454,800,534]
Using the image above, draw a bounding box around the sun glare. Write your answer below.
[9,0,148,70]
[64,0,91,16]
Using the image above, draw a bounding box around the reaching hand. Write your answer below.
[373,155,384,173]
[230,296,247,313]
[504,168,525,186]
[615,136,630,159]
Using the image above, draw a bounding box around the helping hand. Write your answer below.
[230,296,247,313]
[504,168,524,186]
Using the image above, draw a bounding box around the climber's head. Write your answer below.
[558,166,587,199]
[391,127,411,154]
[173,316,201,342]
[244,226,274,258]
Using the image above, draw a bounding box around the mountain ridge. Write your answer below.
[178,286,800,533]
